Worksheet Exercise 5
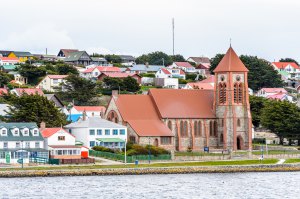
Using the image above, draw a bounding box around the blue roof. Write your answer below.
[67,114,82,122]
[130,64,164,72]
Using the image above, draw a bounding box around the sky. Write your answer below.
[0,0,300,61]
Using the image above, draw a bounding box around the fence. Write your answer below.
[48,158,95,165]
[29,157,48,164]
[89,150,171,163]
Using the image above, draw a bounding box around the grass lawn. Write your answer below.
[252,150,300,155]
[284,159,300,164]
[140,86,156,91]
[175,152,225,156]
[0,159,278,171]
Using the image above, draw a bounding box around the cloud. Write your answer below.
[0,24,75,55]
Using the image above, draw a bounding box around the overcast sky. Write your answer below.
[0,0,300,61]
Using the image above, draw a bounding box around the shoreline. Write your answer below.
[0,164,300,178]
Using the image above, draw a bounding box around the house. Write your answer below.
[155,68,186,79]
[36,75,68,92]
[57,49,79,58]
[154,78,179,89]
[169,62,196,73]
[0,64,17,72]
[256,88,292,102]
[8,71,28,85]
[64,105,106,119]
[64,115,127,149]
[187,56,210,65]
[184,82,214,90]
[0,104,10,119]
[90,57,108,65]
[8,51,33,63]
[119,55,135,66]
[45,94,64,109]
[196,63,211,76]
[272,62,300,80]
[41,126,83,159]
[98,72,142,84]
[0,57,20,65]
[105,47,252,151]
[81,66,121,79]
[63,51,92,66]
[0,122,48,164]
[11,88,44,96]
[126,64,164,74]
[0,88,8,96]
[33,54,58,62]
[0,50,13,57]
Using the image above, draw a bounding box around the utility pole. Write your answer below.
[172,18,175,56]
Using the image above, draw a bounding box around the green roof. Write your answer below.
[0,122,44,141]
[0,148,48,152]
[64,51,91,62]
[96,138,125,143]
[1,64,16,70]
[12,51,33,57]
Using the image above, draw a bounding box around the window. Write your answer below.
[120,129,125,135]
[32,129,39,136]
[219,83,227,104]
[35,142,40,148]
[13,129,19,136]
[113,129,118,135]
[58,136,65,141]
[1,129,7,136]
[97,129,102,135]
[105,129,110,135]
[89,129,95,136]
[234,83,243,104]
[90,141,95,147]
[23,129,29,136]
[3,142,8,148]
[210,121,217,137]
[58,150,62,155]
[69,129,72,134]
[25,142,30,148]
[161,137,171,145]
[220,134,224,143]
[180,121,188,137]
[53,79,58,84]
[16,142,20,148]
[237,119,241,127]
[168,121,172,131]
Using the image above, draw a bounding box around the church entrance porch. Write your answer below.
[237,136,244,150]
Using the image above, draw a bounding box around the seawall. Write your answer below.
[0,164,300,178]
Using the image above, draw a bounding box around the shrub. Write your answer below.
[92,146,114,153]
[132,144,149,155]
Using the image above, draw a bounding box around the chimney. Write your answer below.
[112,90,119,98]
[40,121,46,131]
[82,109,87,121]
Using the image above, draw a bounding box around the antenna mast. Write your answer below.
[172,18,175,56]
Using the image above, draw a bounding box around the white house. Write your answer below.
[169,62,196,73]
[272,62,300,80]
[64,116,127,149]
[0,122,48,164]
[63,106,106,121]
[41,127,83,159]
[8,71,28,85]
[36,75,68,92]
[154,78,179,89]
[256,88,293,102]
[155,68,186,79]
[0,57,20,65]
[81,66,121,79]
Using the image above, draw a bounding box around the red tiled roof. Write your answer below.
[186,82,214,90]
[261,88,287,93]
[199,75,215,84]
[0,88,8,95]
[179,69,185,75]
[41,128,75,138]
[161,68,171,74]
[83,66,121,73]
[115,95,173,136]
[73,106,106,112]
[48,75,68,79]
[15,88,44,96]
[272,62,300,70]
[149,89,215,119]
[0,57,19,61]
[196,63,210,69]
[267,93,286,100]
[174,62,194,68]
[214,47,248,72]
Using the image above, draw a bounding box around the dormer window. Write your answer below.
[32,129,39,136]
[1,129,7,136]
[23,129,29,136]
[13,129,19,136]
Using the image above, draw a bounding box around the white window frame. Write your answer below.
[1,128,7,136]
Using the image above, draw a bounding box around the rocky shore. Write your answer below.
[0,164,300,178]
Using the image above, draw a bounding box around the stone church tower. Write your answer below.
[213,47,252,151]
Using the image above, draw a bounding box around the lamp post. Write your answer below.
[148,137,151,164]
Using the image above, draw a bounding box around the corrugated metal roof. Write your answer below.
[64,117,126,129]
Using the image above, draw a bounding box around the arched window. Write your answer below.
[184,121,188,137]
[237,118,241,127]
[220,133,224,143]
[209,121,214,136]
[219,83,227,104]
[107,111,119,124]
[234,83,244,104]
[214,121,218,137]
[234,83,238,103]
[194,121,202,137]
[168,121,172,131]
[238,83,243,103]
[180,121,185,137]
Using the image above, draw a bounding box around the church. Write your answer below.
[105,47,252,151]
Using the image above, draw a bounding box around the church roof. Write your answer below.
[213,47,248,73]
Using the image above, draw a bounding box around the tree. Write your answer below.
[170,54,186,62]
[18,63,47,85]
[260,100,300,144]
[55,62,79,75]
[279,58,299,66]
[105,54,122,64]
[3,94,68,127]
[136,51,172,66]
[0,71,13,87]
[102,77,123,91]
[209,54,284,91]
[123,76,140,92]
[249,95,267,128]
[59,75,99,105]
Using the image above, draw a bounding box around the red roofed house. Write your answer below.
[11,88,44,96]
[40,125,84,159]
[98,72,142,84]
[0,57,20,65]
[37,75,68,92]
[256,88,292,102]
[169,62,196,73]
[272,62,300,80]
[82,66,121,79]
[64,106,106,118]
[57,49,79,58]
[0,88,8,96]
[105,47,252,151]
[184,75,215,90]
[156,68,186,79]
[196,63,211,76]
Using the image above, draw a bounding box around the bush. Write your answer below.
[92,146,114,153]
[126,144,170,156]
[252,138,266,144]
